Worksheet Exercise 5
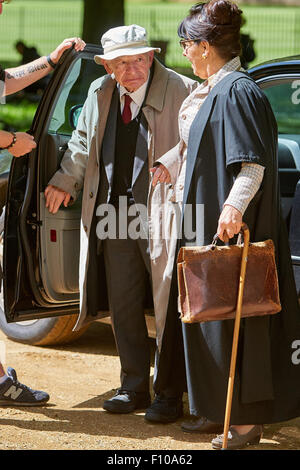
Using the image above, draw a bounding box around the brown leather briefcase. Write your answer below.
[177,229,281,323]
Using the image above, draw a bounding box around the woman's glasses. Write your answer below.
[179,39,201,50]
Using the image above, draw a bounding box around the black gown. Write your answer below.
[155,71,300,424]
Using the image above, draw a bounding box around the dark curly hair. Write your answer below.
[178,0,243,60]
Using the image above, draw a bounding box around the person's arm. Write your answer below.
[217,163,265,241]
[150,142,182,187]
[45,89,91,214]
[217,79,273,242]
[2,37,85,96]
[0,130,36,157]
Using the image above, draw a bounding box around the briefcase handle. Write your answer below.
[211,222,250,248]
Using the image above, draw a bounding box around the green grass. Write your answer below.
[0,0,83,63]
[126,4,300,67]
[0,2,299,135]
[241,5,300,66]
[0,2,299,69]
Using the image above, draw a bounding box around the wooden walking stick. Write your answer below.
[222,223,250,450]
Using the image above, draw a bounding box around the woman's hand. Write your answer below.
[217,204,242,242]
[150,164,171,187]
[49,37,86,65]
[9,132,37,157]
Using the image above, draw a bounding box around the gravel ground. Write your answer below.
[0,321,299,452]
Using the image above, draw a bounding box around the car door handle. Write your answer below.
[59,145,68,152]
[291,255,300,265]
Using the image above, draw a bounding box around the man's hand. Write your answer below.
[49,37,86,65]
[217,205,243,242]
[45,185,71,214]
[8,132,37,157]
[150,164,171,187]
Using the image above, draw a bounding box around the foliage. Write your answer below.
[0,2,300,67]
[0,98,38,132]
[1,1,300,132]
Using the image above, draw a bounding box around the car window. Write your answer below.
[49,56,104,136]
[0,151,13,176]
[260,77,300,233]
[262,78,300,134]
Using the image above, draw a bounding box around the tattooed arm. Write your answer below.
[0,38,85,157]
[2,37,85,96]
[4,57,50,95]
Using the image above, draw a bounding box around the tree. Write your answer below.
[82,0,125,45]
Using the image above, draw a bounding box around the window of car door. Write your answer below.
[39,55,105,304]
[258,76,300,204]
[258,75,300,293]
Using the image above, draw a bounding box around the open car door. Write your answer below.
[0,45,106,345]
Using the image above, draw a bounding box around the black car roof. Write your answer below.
[249,55,300,79]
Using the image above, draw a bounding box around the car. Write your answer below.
[249,56,300,292]
[0,47,299,346]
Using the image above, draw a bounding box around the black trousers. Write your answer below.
[103,234,151,393]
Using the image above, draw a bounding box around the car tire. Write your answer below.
[0,309,88,346]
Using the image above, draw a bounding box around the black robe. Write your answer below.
[155,71,300,424]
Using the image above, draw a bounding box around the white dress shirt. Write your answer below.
[119,75,149,120]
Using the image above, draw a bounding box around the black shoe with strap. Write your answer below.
[103,389,151,414]
[145,395,183,423]
[181,416,223,434]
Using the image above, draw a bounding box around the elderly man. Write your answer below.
[0,0,86,405]
[45,24,197,421]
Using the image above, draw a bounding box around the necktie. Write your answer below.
[122,94,132,124]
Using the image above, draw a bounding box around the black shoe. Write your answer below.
[103,390,151,414]
[181,416,223,434]
[145,395,183,423]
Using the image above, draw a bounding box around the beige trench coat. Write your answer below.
[148,141,188,350]
[48,59,197,334]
